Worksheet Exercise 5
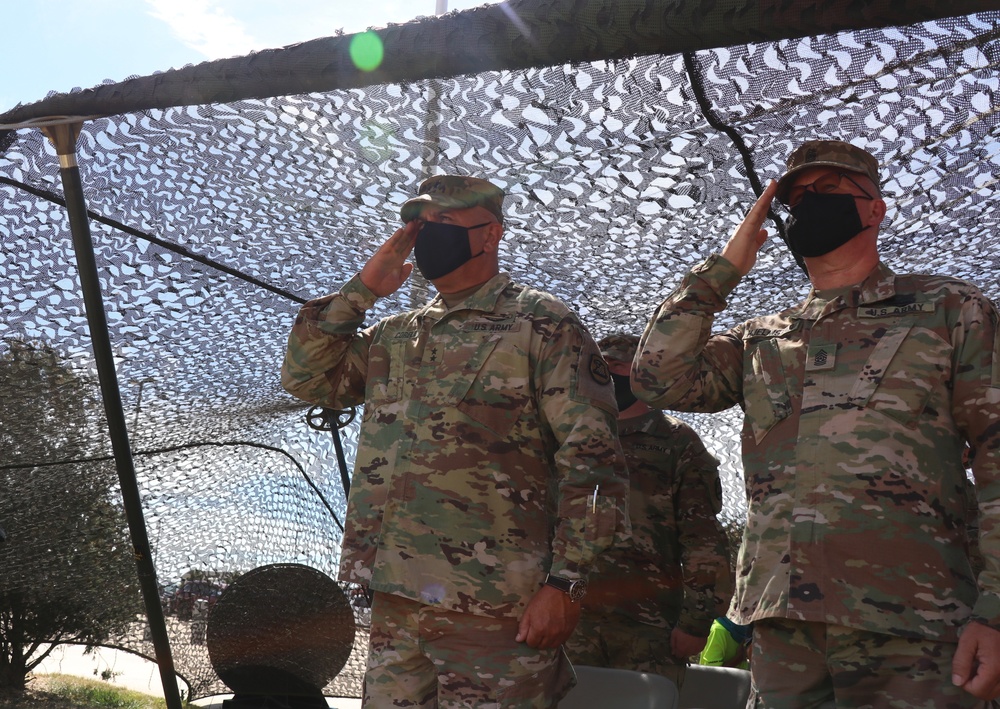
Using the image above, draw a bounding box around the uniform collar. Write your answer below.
[795,261,897,321]
[419,272,512,321]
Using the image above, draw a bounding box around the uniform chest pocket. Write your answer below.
[443,336,531,439]
[849,323,951,428]
[743,338,792,444]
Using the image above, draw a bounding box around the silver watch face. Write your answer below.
[568,579,587,602]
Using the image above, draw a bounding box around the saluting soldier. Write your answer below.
[633,140,1000,706]
[282,174,630,708]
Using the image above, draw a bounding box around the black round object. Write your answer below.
[206,563,356,696]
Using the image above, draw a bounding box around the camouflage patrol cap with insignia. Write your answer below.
[400,174,506,224]
[775,139,881,205]
[598,333,640,364]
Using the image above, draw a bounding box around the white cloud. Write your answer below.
[144,0,259,60]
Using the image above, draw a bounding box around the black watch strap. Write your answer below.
[544,573,587,601]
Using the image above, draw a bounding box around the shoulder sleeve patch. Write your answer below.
[571,331,616,415]
[589,354,611,385]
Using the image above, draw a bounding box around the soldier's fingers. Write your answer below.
[951,644,974,687]
[744,181,778,227]
[390,230,413,255]
[382,221,418,256]
[515,614,531,644]
[962,657,1000,699]
[523,630,544,649]
[962,675,1000,701]
[399,219,420,245]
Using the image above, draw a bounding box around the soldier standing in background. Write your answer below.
[632,140,1000,706]
[566,333,732,689]
[281,174,629,708]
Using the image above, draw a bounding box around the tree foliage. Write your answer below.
[0,340,142,691]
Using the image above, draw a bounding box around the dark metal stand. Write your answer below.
[41,121,183,709]
[306,406,356,498]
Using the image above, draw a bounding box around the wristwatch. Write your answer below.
[544,573,588,602]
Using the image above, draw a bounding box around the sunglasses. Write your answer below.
[784,172,876,208]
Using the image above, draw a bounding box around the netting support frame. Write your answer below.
[40,120,184,709]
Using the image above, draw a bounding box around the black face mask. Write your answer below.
[413,221,490,280]
[784,191,865,258]
[610,372,637,412]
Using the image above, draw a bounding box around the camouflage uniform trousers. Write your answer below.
[364,591,575,708]
[564,612,687,689]
[749,618,990,708]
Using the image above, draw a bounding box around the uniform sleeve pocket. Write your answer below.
[585,495,619,548]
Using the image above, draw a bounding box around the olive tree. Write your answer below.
[0,340,141,691]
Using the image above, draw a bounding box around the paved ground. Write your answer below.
[33,645,361,708]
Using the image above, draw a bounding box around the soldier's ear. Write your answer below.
[862,197,887,228]
[485,222,503,251]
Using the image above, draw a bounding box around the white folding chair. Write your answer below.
[560,665,679,709]
[677,665,751,709]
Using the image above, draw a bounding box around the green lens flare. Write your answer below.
[350,32,384,72]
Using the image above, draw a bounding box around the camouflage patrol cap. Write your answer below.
[775,140,881,204]
[598,333,639,363]
[400,174,505,224]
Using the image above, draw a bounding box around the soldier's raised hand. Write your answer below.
[359,221,419,297]
[721,180,778,277]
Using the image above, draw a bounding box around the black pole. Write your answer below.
[331,422,352,499]
[306,406,355,499]
[41,122,184,709]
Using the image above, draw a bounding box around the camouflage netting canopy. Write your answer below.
[2,0,1000,700]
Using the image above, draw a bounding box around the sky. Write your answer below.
[1,0,498,113]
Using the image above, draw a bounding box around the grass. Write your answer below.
[0,674,173,709]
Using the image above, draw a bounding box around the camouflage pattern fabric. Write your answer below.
[633,255,1000,642]
[364,592,575,708]
[567,410,732,642]
[774,139,882,204]
[966,477,985,580]
[750,618,981,708]
[282,271,630,618]
[565,612,686,687]
[400,174,506,224]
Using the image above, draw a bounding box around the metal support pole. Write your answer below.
[403,0,450,309]
[425,0,448,171]
[41,122,184,709]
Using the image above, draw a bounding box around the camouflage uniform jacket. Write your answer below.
[633,255,1000,641]
[580,410,732,637]
[282,271,630,618]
